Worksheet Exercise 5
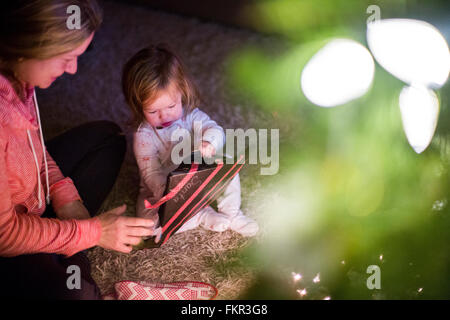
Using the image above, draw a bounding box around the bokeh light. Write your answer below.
[367,19,450,89]
[399,85,440,153]
[301,39,375,107]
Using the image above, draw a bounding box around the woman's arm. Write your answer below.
[0,142,101,257]
[42,149,86,218]
[56,200,90,220]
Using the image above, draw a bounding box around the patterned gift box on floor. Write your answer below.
[104,281,218,300]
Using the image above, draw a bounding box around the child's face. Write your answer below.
[143,84,183,129]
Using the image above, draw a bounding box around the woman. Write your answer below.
[0,0,153,299]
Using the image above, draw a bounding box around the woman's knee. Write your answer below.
[61,279,102,300]
[102,121,126,150]
[81,120,124,140]
[90,120,123,135]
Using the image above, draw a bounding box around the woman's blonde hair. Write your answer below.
[122,44,201,129]
[0,0,103,95]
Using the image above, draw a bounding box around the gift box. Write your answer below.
[138,152,245,248]
[107,281,218,300]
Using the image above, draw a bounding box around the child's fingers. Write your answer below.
[200,148,209,158]
[200,145,215,158]
[201,141,216,157]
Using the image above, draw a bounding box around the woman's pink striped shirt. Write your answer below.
[0,74,101,257]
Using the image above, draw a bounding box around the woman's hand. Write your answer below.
[200,141,216,158]
[56,200,90,220]
[96,204,154,254]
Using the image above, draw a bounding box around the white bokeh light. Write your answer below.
[367,19,450,89]
[399,85,440,154]
[301,39,375,107]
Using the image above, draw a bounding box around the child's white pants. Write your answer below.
[177,173,242,232]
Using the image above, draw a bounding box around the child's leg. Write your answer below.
[174,175,258,235]
[199,206,230,232]
[216,174,242,218]
[177,206,229,233]
[216,174,259,237]
[176,210,203,233]
[176,172,240,234]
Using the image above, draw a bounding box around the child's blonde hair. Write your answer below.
[0,0,103,96]
[122,44,201,129]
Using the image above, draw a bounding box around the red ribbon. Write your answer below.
[144,163,199,209]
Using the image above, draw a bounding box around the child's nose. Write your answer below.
[159,109,170,120]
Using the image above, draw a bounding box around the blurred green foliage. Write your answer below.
[223,0,450,299]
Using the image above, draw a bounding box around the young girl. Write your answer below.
[122,44,258,237]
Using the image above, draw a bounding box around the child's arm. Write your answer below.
[189,108,225,154]
[133,131,167,210]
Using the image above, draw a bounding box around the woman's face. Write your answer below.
[13,33,94,89]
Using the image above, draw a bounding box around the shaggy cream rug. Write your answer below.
[37,0,282,299]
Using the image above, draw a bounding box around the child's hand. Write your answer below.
[200,141,216,158]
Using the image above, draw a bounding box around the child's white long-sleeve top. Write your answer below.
[133,108,225,215]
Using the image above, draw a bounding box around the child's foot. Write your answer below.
[176,213,202,233]
[229,212,259,237]
[200,206,230,232]
[176,206,229,233]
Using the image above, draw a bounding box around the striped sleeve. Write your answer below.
[0,138,102,257]
[43,149,82,211]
